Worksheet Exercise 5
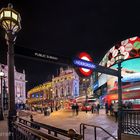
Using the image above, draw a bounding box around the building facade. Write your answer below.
[0,64,26,106]
[52,67,79,99]
[27,67,79,110]
[27,82,52,111]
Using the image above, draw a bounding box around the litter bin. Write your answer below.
[44,108,47,116]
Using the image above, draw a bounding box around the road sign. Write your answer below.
[73,52,118,77]
[74,52,94,77]
[15,47,119,77]
[73,58,96,69]
[14,46,71,66]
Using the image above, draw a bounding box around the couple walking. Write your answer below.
[72,103,79,116]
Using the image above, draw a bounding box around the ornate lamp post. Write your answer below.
[0,70,4,120]
[0,3,21,138]
[114,50,124,140]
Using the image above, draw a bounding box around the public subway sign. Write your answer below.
[73,52,95,77]
[73,52,119,77]
[14,46,71,66]
[73,59,96,69]
[15,47,119,77]
[34,53,58,60]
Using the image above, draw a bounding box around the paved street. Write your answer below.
[23,109,118,140]
[0,120,8,140]
[0,109,118,140]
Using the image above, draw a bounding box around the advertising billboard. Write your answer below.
[100,36,140,67]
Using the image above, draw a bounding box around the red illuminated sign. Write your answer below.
[78,52,93,77]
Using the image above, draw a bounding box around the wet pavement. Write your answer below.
[0,120,8,140]
[23,109,118,140]
[0,109,118,140]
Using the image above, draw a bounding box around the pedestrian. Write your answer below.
[44,107,47,116]
[71,103,75,116]
[109,103,113,116]
[51,106,53,113]
[85,106,88,113]
[96,103,100,114]
[105,102,109,115]
[91,104,94,114]
[55,105,58,111]
[75,103,79,116]
[128,101,133,109]
[113,102,118,122]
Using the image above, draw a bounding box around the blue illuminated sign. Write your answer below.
[93,82,99,90]
[73,59,96,69]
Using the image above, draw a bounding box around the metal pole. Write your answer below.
[3,78,7,111]
[0,75,4,120]
[118,62,122,140]
[6,31,16,140]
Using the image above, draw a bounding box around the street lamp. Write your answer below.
[0,70,4,120]
[114,50,124,140]
[0,3,21,139]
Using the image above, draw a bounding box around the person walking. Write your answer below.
[72,103,75,116]
[91,104,94,114]
[109,103,113,116]
[96,103,100,114]
[75,103,79,116]
[105,102,109,115]
[113,102,118,122]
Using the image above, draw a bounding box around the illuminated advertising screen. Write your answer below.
[107,58,140,100]
[98,37,140,107]
[100,36,140,67]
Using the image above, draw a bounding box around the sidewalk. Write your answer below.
[0,120,8,140]
[23,109,118,140]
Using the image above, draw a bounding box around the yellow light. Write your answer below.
[0,12,3,18]
[4,10,11,17]
[0,4,21,33]
[12,12,17,20]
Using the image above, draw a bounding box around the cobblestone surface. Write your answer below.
[24,109,118,140]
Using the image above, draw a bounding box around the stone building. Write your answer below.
[0,64,26,106]
[52,67,79,99]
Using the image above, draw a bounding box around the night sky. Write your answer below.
[0,0,140,91]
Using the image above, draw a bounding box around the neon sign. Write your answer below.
[73,52,94,77]
[73,59,96,69]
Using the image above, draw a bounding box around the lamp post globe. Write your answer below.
[114,50,124,140]
[0,3,21,32]
[0,3,21,139]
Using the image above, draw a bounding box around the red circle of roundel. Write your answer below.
[78,52,93,77]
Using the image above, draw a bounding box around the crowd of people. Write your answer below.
[71,102,101,115]
[105,101,133,122]
[71,100,133,122]
[91,103,100,114]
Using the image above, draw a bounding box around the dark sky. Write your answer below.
[0,0,140,91]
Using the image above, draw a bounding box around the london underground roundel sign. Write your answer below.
[78,52,93,77]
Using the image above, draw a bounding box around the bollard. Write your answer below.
[13,116,17,122]
[30,114,33,121]
[68,129,76,140]
[30,115,34,128]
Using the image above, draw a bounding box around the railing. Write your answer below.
[12,116,82,140]
[13,122,61,140]
[80,123,117,140]
[121,109,140,135]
